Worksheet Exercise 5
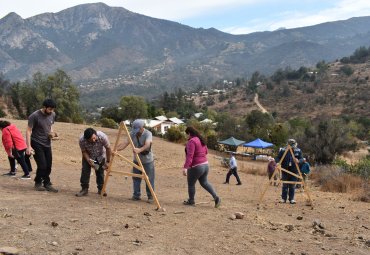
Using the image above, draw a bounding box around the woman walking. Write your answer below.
[0,120,32,179]
[183,126,221,208]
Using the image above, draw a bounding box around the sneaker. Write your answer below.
[131,196,141,201]
[236,182,242,185]
[3,172,16,177]
[76,188,88,197]
[183,199,195,206]
[147,197,153,204]
[290,200,296,204]
[223,181,229,184]
[214,197,221,208]
[97,190,107,197]
[45,184,58,193]
[279,199,287,203]
[34,183,46,191]
[21,174,31,180]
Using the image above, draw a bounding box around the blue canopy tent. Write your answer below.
[243,138,273,148]
[242,138,274,159]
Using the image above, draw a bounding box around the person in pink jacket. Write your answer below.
[0,120,32,179]
[183,126,221,208]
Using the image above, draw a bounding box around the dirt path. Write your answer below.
[254,93,268,113]
[0,120,369,255]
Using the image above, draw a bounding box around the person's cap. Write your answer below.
[132,119,145,135]
[287,138,297,147]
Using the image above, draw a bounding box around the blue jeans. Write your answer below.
[132,161,155,199]
[281,169,297,201]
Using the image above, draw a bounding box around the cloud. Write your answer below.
[225,0,370,34]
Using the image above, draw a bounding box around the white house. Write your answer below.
[142,116,185,135]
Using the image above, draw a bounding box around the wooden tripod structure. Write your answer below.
[259,145,313,206]
[101,121,161,210]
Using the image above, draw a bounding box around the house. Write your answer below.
[143,116,185,135]
[194,112,203,119]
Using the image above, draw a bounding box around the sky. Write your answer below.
[2,0,370,34]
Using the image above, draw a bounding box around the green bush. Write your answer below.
[165,126,186,143]
[100,118,118,129]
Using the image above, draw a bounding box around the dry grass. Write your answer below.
[311,165,369,202]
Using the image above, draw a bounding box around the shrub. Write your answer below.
[311,165,364,193]
[165,126,186,143]
[100,118,118,129]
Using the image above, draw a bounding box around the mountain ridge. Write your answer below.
[1,3,370,106]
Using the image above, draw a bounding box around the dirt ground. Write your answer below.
[0,120,369,255]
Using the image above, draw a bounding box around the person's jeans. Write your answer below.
[187,164,217,202]
[226,167,241,184]
[132,161,155,199]
[281,169,297,201]
[32,141,52,186]
[80,158,105,190]
[8,149,32,175]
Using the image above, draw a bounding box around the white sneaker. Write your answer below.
[279,199,286,203]
[290,200,296,204]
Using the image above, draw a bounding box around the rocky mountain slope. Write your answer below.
[1,3,370,105]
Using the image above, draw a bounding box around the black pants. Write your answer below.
[8,149,32,175]
[80,158,105,190]
[32,141,52,186]
[226,167,241,184]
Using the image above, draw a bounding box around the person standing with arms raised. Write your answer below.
[26,99,58,192]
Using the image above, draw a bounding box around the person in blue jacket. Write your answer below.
[275,139,303,204]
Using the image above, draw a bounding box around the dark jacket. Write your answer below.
[276,146,303,173]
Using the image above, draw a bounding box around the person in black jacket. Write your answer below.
[275,139,303,204]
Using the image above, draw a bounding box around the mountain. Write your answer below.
[1,3,370,106]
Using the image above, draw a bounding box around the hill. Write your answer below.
[1,3,370,106]
[0,119,369,254]
[195,60,370,121]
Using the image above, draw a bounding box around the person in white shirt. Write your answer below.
[223,153,242,185]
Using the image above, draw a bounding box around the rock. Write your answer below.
[51,241,58,246]
[157,207,166,212]
[143,212,152,216]
[112,232,120,236]
[70,219,79,222]
[229,214,236,220]
[132,239,142,246]
[134,223,141,228]
[285,225,294,232]
[148,234,154,238]
[174,211,185,214]
[296,216,303,220]
[51,221,58,227]
[234,212,244,219]
[312,219,320,227]
[365,240,370,247]
[2,213,12,218]
[96,229,110,235]
[124,224,129,229]
[75,247,84,251]
[0,247,19,255]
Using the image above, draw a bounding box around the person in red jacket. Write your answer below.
[0,120,32,179]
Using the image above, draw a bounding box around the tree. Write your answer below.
[11,70,82,123]
[303,119,356,163]
[245,110,275,140]
[120,96,148,120]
